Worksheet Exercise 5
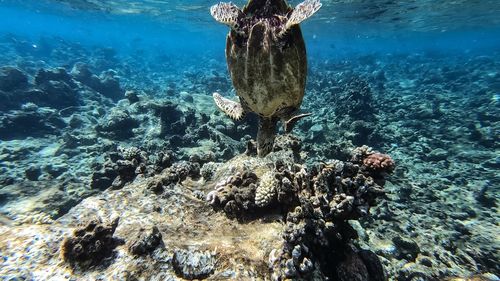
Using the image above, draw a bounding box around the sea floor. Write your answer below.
[0,34,499,280]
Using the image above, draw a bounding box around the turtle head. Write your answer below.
[244,0,290,17]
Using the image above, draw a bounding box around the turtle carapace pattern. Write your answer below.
[210,0,321,157]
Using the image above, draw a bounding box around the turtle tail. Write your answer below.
[257,117,277,157]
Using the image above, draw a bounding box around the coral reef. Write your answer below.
[0,32,498,280]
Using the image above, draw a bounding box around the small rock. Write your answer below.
[427,148,448,161]
[392,236,420,261]
[128,226,162,256]
[25,165,42,181]
[172,248,216,280]
[125,90,139,103]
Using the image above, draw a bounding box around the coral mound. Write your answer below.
[205,137,393,280]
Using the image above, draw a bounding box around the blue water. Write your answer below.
[2,0,500,59]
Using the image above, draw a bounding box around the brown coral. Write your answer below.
[362,153,395,173]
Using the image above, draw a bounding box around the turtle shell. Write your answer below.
[225,0,307,118]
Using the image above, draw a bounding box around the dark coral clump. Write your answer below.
[91,146,178,190]
[268,152,390,280]
[60,217,124,269]
[207,171,259,220]
[147,160,201,194]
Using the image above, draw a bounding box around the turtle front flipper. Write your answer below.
[257,117,278,157]
[210,2,244,33]
[281,0,322,35]
[213,92,246,120]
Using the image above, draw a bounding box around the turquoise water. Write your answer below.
[0,0,499,280]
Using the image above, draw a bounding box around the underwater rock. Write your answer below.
[150,101,193,137]
[91,169,117,190]
[336,248,369,281]
[91,146,181,190]
[308,123,326,142]
[172,248,216,280]
[96,70,124,101]
[95,109,138,139]
[350,120,378,146]
[125,90,140,103]
[155,161,200,187]
[392,236,421,261]
[25,165,42,181]
[0,66,28,92]
[34,67,81,109]
[60,217,124,268]
[475,181,496,208]
[70,62,94,83]
[128,226,163,256]
[71,63,123,100]
[358,249,387,281]
[111,158,139,189]
[91,146,143,190]
[0,106,66,140]
[426,148,448,161]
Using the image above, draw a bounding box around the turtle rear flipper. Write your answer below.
[281,0,322,34]
[210,2,244,32]
[284,112,312,133]
[213,92,246,120]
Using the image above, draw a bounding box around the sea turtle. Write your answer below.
[210,0,321,156]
